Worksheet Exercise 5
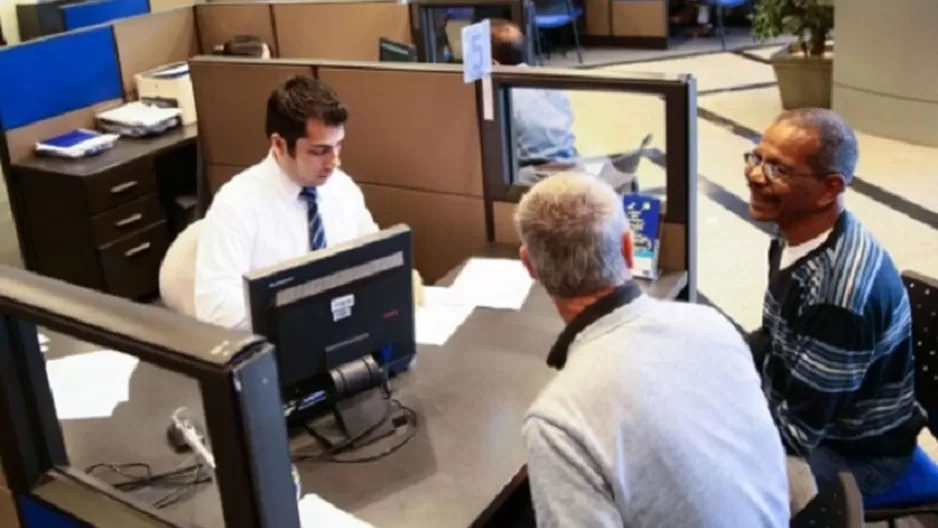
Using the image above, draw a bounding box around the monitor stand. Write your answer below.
[320,387,397,450]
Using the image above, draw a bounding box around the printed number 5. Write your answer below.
[469,33,483,75]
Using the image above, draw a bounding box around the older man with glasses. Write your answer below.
[744,108,929,503]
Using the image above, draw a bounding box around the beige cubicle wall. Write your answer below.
[194,0,414,61]
[195,3,280,56]
[272,1,413,61]
[190,58,486,281]
[112,7,200,97]
[585,0,668,48]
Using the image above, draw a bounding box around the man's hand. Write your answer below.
[412,269,425,307]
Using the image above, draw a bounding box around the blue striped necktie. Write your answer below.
[299,187,327,251]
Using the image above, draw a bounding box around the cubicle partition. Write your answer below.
[189,56,698,298]
[0,266,301,527]
[583,0,669,49]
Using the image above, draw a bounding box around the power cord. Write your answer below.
[293,375,420,464]
[84,459,212,509]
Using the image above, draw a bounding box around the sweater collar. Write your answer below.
[546,280,644,370]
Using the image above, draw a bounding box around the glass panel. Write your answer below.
[41,327,222,526]
[505,85,667,201]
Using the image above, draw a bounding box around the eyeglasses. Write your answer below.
[743,151,835,181]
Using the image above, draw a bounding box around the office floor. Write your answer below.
[1,44,936,526]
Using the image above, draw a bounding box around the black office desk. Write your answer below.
[9,125,199,300]
[48,249,686,527]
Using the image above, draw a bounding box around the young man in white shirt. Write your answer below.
[194,75,378,330]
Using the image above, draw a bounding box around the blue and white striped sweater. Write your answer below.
[757,211,924,461]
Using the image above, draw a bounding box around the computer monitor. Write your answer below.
[379,37,417,62]
[244,225,417,431]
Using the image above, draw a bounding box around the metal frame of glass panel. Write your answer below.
[0,265,301,527]
[475,67,698,301]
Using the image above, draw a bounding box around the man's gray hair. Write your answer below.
[776,108,858,183]
[514,172,629,298]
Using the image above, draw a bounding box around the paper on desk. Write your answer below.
[45,350,139,420]
[449,258,533,310]
[299,494,376,528]
[38,332,49,353]
[415,287,475,346]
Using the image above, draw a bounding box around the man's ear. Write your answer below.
[270,133,285,159]
[821,174,846,207]
[622,231,635,270]
[519,245,537,280]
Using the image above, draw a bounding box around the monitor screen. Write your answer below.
[379,38,417,62]
[244,226,416,400]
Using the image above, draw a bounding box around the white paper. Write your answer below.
[38,332,49,354]
[298,494,376,528]
[45,350,139,420]
[461,20,492,84]
[415,287,475,346]
[449,258,533,310]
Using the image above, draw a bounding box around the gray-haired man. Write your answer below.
[515,172,791,527]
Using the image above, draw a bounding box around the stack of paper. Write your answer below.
[449,258,534,310]
[45,350,140,420]
[298,494,376,527]
[415,287,475,346]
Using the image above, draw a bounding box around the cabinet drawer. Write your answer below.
[85,161,157,214]
[98,220,170,300]
[92,194,166,247]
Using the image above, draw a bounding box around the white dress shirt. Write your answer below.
[194,152,378,330]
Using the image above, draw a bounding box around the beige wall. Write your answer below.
[832,0,938,146]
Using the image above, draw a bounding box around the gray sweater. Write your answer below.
[523,294,790,528]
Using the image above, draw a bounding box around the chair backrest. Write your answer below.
[790,471,864,528]
[902,270,938,433]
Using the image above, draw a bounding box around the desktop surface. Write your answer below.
[13,124,198,178]
[47,245,685,527]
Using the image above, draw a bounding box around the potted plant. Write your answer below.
[751,0,834,109]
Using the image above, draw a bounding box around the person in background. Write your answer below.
[490,19,578,169]
[745,108,929,499]
[193,75,378,330]
[514,172,790,527]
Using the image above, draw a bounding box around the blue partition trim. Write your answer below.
[62,0,150,32]
[0,27,123,131]
[19,494,90,527]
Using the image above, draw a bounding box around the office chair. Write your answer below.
[531,0,583,64]
[862,270,938,528]
[711,0,752,51]
[790,472,864,528]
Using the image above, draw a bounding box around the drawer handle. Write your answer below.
[110,181,138,194]
[114,213,143,228]
[124,242,151,258]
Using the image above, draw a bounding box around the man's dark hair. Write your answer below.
[265,75,348,155]
[776,108,858,183]
[490,19,526,66]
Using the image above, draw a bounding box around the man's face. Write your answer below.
[274,119,344,187]
[745,120,839,225]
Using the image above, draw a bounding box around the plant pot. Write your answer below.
[770,43,833,109]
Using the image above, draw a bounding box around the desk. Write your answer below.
[10,124,198,300]
[49,247,686,527]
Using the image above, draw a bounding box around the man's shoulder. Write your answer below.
[207,162,271,214]
[801,213,902,316]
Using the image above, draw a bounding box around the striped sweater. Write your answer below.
[754,211,925,463]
